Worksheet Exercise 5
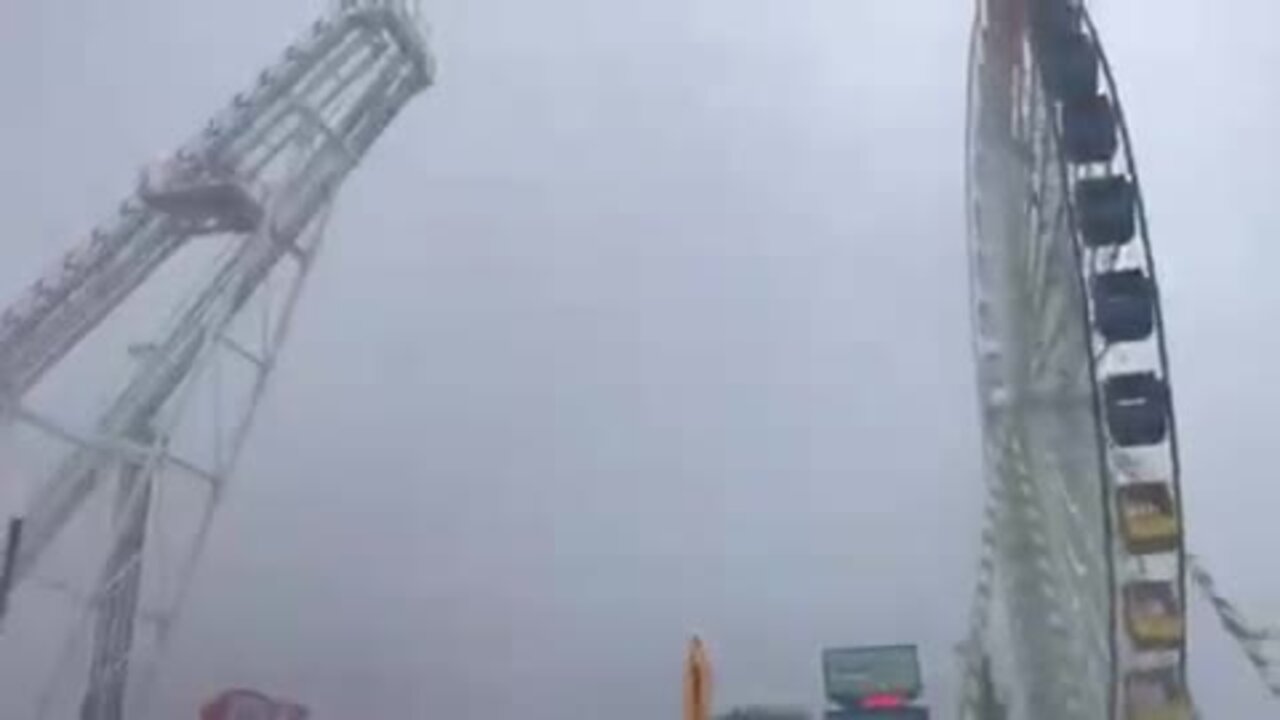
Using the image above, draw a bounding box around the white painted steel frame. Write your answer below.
[0,2,434,718]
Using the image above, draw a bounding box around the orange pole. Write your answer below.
[684,636,713,720]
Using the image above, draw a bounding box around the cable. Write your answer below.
[1188,555,1280,698]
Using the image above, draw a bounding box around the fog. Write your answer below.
[0,0,1276,718]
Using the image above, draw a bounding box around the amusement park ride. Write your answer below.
[0,0,1276,718]
[0,1,432,717]
[962,0,1280,718]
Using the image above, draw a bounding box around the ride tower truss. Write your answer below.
[0,2,434,718]
[962,1,1191,719]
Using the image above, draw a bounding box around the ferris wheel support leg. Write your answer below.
[80,432,153,720]
[0,516,22,624]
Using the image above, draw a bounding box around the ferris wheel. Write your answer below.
[962,1,1190,718]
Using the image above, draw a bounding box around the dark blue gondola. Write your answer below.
[1104,372,1170,447]
[1031,0,1079,44]
[1042,30,1099,102]
[1062,94,1118,164]
[1076,176,1136,247]
[1093,269,1155,342]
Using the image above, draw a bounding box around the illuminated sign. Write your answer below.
[822,645,922,704]
[825,709,928,720]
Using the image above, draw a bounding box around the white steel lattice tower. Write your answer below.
[0,2,434,718]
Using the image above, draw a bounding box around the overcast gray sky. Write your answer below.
[1,0,1277,718]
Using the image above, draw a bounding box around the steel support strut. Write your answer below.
[0,3,434,718]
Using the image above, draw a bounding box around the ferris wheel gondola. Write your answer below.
[963,1,1190,718]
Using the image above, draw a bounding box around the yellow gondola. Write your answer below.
[1117,483,1181,554]
[1124,581,1185,650]
[1125,667,1193,720]
[1127,698,1193,720]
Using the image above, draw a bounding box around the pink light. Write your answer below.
[860,694,907,709]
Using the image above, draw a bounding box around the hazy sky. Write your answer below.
[1,0,1277,718]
